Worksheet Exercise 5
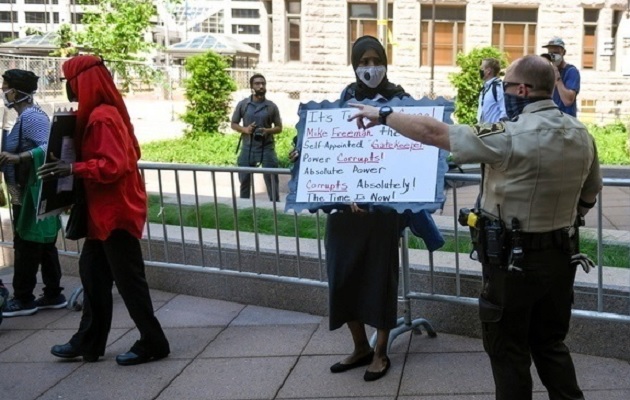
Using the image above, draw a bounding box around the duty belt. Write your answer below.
[512,228,571,250]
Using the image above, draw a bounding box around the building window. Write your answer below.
[232,24,260,35]
[0,31,15,42]
[580,99,596,114]
[232,9,260,19]
[25,12,60,24]
[287,1,301,61]
[192,10,224,33]
[583,9,599,70]
[0,0,17,3]
[263,0,273,62]
[349,2,393,64]
[25,0,59,4]
[492,8,537,63]
[420,6,466,67]
[0,11,17,23]
[71,13,85,24]
[245,42,261,51]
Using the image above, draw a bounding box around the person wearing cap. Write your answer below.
[39,55,170,366]
[0,69,65,318]
[542,37,581,117]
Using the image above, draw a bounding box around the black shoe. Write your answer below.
[2,298,37,317]
[35,294,68,310]
[330,350,374,373]
[363,356,390,382]
[115,351,168,366]
[51,342,99,362]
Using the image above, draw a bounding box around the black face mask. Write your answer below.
[66,81,77,102]
[479,69,485,80]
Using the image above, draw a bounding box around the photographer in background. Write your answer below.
[542,37,580,117]
[231,74,283,201]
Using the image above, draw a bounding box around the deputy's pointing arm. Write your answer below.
[348,103,452,151]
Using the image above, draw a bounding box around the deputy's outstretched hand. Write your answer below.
[347,103,381,129]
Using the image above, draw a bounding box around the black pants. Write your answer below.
[69,229,169,357]
[237,142,279,201]
[479,247,584,400]
[12,205,63,303]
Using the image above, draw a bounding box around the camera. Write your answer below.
[253,127,265,141]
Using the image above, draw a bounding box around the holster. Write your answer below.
[461,208,508,267]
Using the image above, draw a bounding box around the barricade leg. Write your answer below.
[370,230,437,351]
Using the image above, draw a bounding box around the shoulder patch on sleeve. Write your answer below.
[472,122,506,138]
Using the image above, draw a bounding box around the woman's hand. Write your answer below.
[0,152,20,166]
[289,148,299,163]
[350,202,366,213]
[37,153,72,181]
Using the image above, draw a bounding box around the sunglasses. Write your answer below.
[503,81,534,91]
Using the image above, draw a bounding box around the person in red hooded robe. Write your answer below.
[38,55,170,366]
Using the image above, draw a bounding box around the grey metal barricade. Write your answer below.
[0,164,627,327]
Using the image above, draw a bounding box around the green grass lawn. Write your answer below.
[147,196,629,269]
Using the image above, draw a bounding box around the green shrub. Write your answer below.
[588,121,630,165]
[141,127,298,167]
[181,51,237,138]
[448,47,509,125]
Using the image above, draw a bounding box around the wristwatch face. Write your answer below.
[379,106,393,124]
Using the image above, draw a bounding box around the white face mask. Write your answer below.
[3,89,14,109]
[356,66,386,88]
[548,53,563,66]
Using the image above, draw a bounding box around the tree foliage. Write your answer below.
[50,24,78,57]
[73,0,161,91]
[448,47,509,124]
[181,51,237,138]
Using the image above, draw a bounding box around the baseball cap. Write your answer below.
[542,37,565,49]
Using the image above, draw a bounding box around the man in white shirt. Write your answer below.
[477,58,507,124]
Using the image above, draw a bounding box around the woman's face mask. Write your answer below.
[2,89,14,109]
[356,65,386,88]
[65,81,77,102]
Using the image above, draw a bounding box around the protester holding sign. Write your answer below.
[322,36,410,382]
[349,55,601,399]
[39,55,170,366]
[0,69,65,318]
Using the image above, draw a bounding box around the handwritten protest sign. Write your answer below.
[297,106,442,203]
[285,96,454,214]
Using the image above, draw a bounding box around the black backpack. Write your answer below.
[481,79,502,105]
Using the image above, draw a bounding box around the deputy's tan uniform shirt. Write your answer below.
[449,100,602,232]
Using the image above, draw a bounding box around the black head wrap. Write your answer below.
[2,69,39,93]
[345,35,408,102]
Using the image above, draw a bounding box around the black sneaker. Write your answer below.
[34,294,68,310]
[2,298,38,317]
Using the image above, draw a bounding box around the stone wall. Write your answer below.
[258,0,630,118]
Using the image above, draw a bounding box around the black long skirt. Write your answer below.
[325,211,401,331]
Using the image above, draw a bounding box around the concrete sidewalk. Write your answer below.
[1,273,629,400]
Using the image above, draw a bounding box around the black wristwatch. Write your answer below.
[378,106,393,125]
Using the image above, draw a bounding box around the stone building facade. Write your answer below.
[258,0,630,121]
